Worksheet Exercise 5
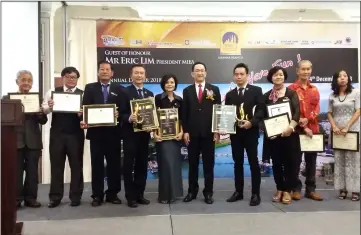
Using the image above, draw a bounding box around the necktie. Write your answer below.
[138,89,144,98]
[102,84,109,103]
[198,84,203,103]
[238,88,244,98]
[66,88,72,93]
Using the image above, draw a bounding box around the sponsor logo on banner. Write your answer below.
[130,39,142,46]
[101,35,124,46]
[220,31,241,55]
[148,41,176,46]
[184,39,216,47]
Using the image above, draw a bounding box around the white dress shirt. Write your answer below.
[42,86,77,114]
[237,83,248,96]
[195,81,206,97]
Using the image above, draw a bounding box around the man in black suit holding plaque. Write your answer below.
[42,67,84,208]
[81,61,128,207]
[182,62,221,204]
[224,63,265,206]
[122,64,154,208]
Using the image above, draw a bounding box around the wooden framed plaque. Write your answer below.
[130,97,159,132]
[83,104,117,128]
[157,108,180,140]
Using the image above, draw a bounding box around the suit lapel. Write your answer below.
[189,84,199,104]
[95,82,105,104]
[202,83,211,103]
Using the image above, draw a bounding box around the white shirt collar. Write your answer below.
[133,84,143,90]
[63,86,77,92]
[237,82,248,90]
[195,81,206,88]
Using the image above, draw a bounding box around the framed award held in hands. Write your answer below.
[130,97,159,132]
[157,108,180,140]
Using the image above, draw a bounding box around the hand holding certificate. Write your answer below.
[299,134,325,152]
[331,132,359,152]
[51,92,82,113]
[82,104,118,128]
[8,92,40,113]
[263,113,290,138]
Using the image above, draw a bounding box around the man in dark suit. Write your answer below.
[5,70,48,208]
[81,61,128,207]
[42,67,85,208]
[224,63,264,206]
[122,64,153,208]
[182,62,221,204]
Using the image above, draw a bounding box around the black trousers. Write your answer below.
[17,147,40,203]
[187,135,215,196]
[89,138,121,199]
[230,129,261,195]
[269,133,300,192]
[49,131,84,202]
[123,133,150,201]
[294,152,317,193]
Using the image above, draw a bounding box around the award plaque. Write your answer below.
[331,132,360,152]
[211,104,237,134]
[299,134,325,152]
[8,92,40,113]
[263,113,290,138]
[51,91,82,113]
[83,104,117,127]
[130,97,159,132]
[158,108,179,140]
[266,101,292,120]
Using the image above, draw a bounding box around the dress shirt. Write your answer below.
[195,81,206,97]
[237,83,248,96]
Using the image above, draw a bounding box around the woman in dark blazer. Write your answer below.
[262,66,301,205]
[153,74,184,203]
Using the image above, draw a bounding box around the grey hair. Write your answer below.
[16,70,33,81]
[297,60,312,68]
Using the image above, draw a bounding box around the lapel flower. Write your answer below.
[205,88,215,101]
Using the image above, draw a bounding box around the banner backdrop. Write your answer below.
[96,21,359,179]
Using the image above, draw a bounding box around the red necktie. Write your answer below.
[198,84,203,103]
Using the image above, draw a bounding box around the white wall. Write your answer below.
[1,2,39,95]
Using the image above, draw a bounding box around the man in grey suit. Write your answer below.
[5,70,48,208]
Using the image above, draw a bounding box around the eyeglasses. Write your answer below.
[64,75,78,80]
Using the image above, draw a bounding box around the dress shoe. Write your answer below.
[24,200,41,208]
[292,191,302,200]
[226,192,244,202]
[204,195,214,204]
[48,200,61,208]
[91,197,103,207]
[137,197,150,205]
[70,201,81,207]
[249,194,261,206]
[106,196,122,204]
[305,192,323,201]
[127,200,138,208]
[183,193,197,202]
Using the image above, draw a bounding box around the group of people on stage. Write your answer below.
[11,59,360,209]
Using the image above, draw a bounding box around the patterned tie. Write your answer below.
[102,84,109,103]
[138,89,144,99]
[198,84,203,103]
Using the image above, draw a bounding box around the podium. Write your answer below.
[1,99,24,235]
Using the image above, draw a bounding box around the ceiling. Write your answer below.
[43,2,360,21]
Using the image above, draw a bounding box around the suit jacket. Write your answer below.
[225,84,265,136]
[2,95,48,149]
[182,82,221,137]
[82,82,128,140]
[121,84,154,137]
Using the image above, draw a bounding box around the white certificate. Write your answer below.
[8,93,40,113]
[264,113,290,138]
[332,132,360,152]
[52,92,82,113]
[299,134,325,152]
[83,104,117,127]
[267,101,292,120]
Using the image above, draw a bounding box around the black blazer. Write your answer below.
[225,84,265,133]
[2,95,47,149]
[182,82,221,137]
[82,82,128,140]
[121,84,154,136]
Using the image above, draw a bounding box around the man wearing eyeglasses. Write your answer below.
[42,66,85,208]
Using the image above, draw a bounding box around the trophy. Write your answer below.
[235,103,248,127]
[133,102,144,129]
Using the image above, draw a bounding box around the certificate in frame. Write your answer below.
[331,131,360,152]
[51,91,82,113]
[8,92,40,113]
[130,97,159,132]
[263,113,290,138]
[157,108,180,140]
[211,104,237,134]
[266,101,292,120]
[83,104,117,128]
[299,134,325,152]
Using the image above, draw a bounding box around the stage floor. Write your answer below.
[18,177,360,235]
